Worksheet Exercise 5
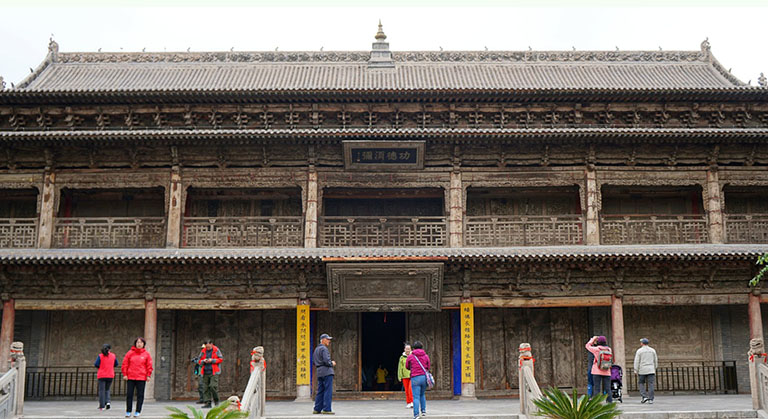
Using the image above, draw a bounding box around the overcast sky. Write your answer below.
[1,6,767,87]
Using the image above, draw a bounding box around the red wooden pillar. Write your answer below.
[749,292,763,340]
[611,295,626,369]
[0,299,15,372]
[144,298,157,401]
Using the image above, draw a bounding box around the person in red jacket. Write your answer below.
[122,337,153,417]
[94,343,119,411]
[198,339,223,408]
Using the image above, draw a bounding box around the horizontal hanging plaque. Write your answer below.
[343,141,425,170]
[326,262,443,312]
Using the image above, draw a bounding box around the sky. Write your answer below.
[1,4,767,87]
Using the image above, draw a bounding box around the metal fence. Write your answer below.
[624,361,737,394]
[26,367,126,400]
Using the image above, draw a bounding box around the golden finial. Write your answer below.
[375,20,387,41]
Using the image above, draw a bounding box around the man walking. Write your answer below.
[634,338,658,404]
[198,339,223,408]
[313,333,336,415]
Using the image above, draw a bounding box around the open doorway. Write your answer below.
[361,312,406,391]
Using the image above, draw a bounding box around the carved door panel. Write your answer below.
[173,311,216,398]
[407,312,451,392]
[235,311,263,394]
[263,310,295,395]
[317,312,359,391]
[476,309,506,390]
[528,308,554,389]
[503,308,528,390]
[213,311,240,396]
[550,308,577,389]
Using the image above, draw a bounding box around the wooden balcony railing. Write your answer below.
[53,217,166,248]
[464,215,584,247]
[320,216,447,247]
[0,218,38,248]
[182,217,304,247]
[600,214,709,245]
[725,214,768,244]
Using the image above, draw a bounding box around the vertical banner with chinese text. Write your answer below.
[460,302,475,383]
[296,304,311,385]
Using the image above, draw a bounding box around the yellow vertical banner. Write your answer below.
[296,304,310,385]
[460,302,475,384]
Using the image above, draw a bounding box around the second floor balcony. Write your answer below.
[320,216,447,247]
[53,217,166,248]
[600,214,709,245]
[182,216,304,247]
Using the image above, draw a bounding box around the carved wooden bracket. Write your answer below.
[326,262,443,312]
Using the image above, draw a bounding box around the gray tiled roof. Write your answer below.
[11,44,746,92]
[0,244,766,265]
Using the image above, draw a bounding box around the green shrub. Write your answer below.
[533,387,622,419]
[166,401,248,419]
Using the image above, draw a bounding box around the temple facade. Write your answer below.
[1,27,768,401]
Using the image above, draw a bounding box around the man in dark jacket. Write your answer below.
[313,333,336,414]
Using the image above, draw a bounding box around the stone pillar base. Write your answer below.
[459,383,477,400]
[295,385,312,402]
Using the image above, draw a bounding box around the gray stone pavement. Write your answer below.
[19,394,756,418]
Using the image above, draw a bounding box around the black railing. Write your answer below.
[26,366,126,400]
[625,361,737,394]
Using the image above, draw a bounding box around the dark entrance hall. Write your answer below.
[361,312,406,391]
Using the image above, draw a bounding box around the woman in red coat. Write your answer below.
[121,337,153,417]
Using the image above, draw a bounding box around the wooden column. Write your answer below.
[165,168,182,248]
[37,172,56,248]
[304,169,318,248]
[459,301,476,399]
[295,302,311,401]
[449,170,464,247]
[749,291,763,340]
[584,167,600,245]
[610,295,626,370]
[143,298,157,401]
[706,167,725,244]
[0,299,15,372]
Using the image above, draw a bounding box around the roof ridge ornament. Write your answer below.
[700,37,711,56]
[48,36,59,62]
[0,76,4,91]
[759,73,767,88]
[368,20,394,69]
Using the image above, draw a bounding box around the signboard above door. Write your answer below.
[343,141,425,170]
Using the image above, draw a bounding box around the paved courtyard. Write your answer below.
[19,394,756,418]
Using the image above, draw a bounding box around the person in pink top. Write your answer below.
[405,341,431,419]
[94,344,119,411]
[585,336,613,402]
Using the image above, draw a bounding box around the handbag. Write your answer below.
[413,355,435,390]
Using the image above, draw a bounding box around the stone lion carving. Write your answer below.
[749,338,765,357]
[250,346,265,372]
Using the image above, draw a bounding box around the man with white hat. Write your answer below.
[313,333,336,415]
[634,338,658,404]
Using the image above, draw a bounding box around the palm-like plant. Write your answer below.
[166,401,248,419]
[533,387,622,419]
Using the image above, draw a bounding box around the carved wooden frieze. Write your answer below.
[326,262,443,311]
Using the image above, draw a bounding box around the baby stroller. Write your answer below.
[610,365,623,403]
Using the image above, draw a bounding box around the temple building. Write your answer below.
[1,26,767,401]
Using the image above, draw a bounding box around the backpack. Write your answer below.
[597,347,613,370]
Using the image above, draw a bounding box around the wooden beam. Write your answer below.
[157,298,298,310]
[624,294,748,306]
[16,299,145,310]
[449,296,612,308]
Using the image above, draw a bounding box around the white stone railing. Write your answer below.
[241,354,266,418]
[518,343,542,418]
[0,342,26,419]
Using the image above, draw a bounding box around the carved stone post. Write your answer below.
[11,342,25,416]
[165,168,183,247]
[449,170,464,247]
[748,338,766,410]
[0,298,14,372]
[37,172,56,248]
[706,167,724,244]
[295,302,312,401]
[518,343,534,416]
[144,297,157,401]
[584,167,600,245]
[304,169,318,248]
[610,295,626,371]
[749,291,764,340]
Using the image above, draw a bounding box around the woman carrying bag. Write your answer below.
[405,341,432,419]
